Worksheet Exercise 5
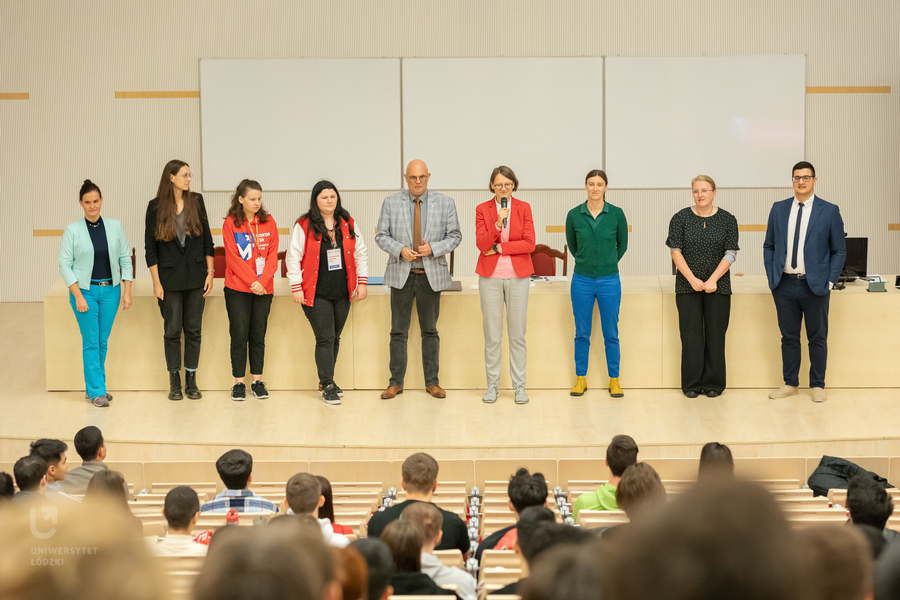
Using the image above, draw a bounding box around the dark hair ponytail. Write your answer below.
[79,179,101,201]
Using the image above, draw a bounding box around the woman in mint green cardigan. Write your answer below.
[58,180,133,407]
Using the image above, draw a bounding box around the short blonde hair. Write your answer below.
[691,175,716,191]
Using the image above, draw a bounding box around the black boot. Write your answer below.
[168,371,183,401]
[185,370,202,399]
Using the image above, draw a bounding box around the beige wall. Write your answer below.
[2,0,897,301]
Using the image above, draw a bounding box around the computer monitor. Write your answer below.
[840,237,868,281]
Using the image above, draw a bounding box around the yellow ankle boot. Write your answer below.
[570,376,587,396]
[609,378,624,398]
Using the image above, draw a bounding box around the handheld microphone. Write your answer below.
[500,197,508,228]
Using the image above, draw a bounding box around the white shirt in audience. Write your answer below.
[421,552,477,600]
[319,518,349,548]
[148,534,208,556]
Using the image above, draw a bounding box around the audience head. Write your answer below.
[402,501,443,549]
[381,518,423,573]
[73,426,106,462]
[286,473,323,516]
[0,502,165,600]
[523,522,594,567]
[316,475,336,523]
[164,485,200,532]
[602,480,803,600]
[796,524,873,600]
[875,540,900,600]
[84,470,128,507]
[14,455,48,492]
[855,523,888,560]
[508,468,548,515]
[848,476,894,530]
[401,452,439,494]
[215,449,253,490]
[698,442,734,481]
[516,506,565,564]
[521,543,604,600]
[352,538,394,600]
[29,439,68,482]
[615,463,666,519]
[0,472,14,499]
[333,545,368,600]
[606,435,639,478]
[195,517,334,600]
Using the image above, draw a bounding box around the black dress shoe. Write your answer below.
[706,390,720,398]
[684,390,699,398]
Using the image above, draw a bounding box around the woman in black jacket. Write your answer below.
[145,159,215,400]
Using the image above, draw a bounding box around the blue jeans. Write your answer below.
[70,284,120,398]
[571,273,621,378]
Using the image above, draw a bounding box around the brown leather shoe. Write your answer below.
[426,385,446,399]
[381,385,403,399]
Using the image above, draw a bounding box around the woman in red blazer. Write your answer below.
[475,166,535,405]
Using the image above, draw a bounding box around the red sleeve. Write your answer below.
[499,202,536,255]
[475,203,501,252]
[259,220,280,289]
[223,218,260,289]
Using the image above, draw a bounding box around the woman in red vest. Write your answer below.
[222,179,279,402]
[286,180,368,405]
[475,166,536,405]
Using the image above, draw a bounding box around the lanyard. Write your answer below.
[327,221,337,246]
[249,217,260,257]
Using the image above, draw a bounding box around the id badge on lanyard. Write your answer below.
[327,248,343,271]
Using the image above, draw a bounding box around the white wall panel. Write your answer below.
[1,0,897,301]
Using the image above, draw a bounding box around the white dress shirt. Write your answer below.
[784,196,815,275]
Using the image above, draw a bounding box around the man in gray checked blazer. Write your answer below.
[375,159,462,399]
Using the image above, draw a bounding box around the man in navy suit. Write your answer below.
[763,161,846,403]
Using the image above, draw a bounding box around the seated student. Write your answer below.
[61,426,121,496]
[572,434,638,520]
[596,463,667,541]
[381,519,458,598]
[352,538,395,600]
[194,517,340,600]
[29,438,81,504]
[200,449,278,513]
[13,455,50,505]
[0,472,13,500]
[333,546,369,600]
[317,475,355,535]
[149,486,207,556]
[84,470,141,534]
[697,441,735,482]
[285,472,350,547]
[475,467,548,563]
[491,508,593,596]
[847,475,900,544]
[796,525,873,600]
[367,453,469,555]
[519,543,604,600]
[402,502,477,600]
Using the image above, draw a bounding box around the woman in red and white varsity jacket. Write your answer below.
[223,179,280,402]
[286,180,368,405]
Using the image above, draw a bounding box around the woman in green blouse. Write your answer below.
[565,170,629,398]
[666,175,740,398]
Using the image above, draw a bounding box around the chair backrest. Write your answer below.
[530,244,567,276]
[576,510,629,529]
[434,549,465,569]
[214,246,226,278]
[278,250,287,277]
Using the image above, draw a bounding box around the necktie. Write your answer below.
[791,202,804,269]
[413,196,422,253]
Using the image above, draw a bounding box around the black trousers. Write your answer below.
[302,295,351,387]
[389,272,441,387]
[158,287,205,372]
[675,292,731,394]
[224,287,273,378]
[772,276,830,388]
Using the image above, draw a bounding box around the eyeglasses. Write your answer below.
[494,183,514,189]
[691,189,714,195]
[407,175,429,182]
[792,176,813,182]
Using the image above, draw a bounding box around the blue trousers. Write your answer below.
[772,276,830,388]
[571,273,621,378]
[70,284,120,398]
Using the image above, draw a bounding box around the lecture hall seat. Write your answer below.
[530,244,567,276]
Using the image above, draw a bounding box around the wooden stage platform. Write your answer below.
[5,303,900,466]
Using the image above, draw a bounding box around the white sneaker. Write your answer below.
[514,387,529,405]
[482,388,498,404]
